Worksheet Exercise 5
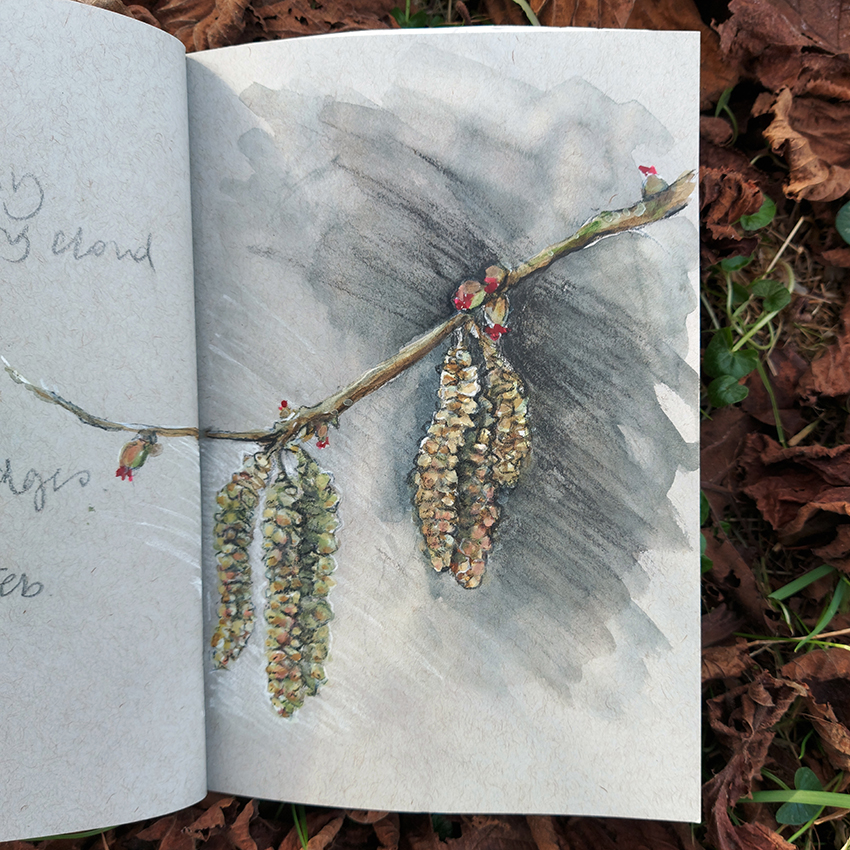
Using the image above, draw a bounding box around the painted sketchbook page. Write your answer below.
[190,28,700,820]
[0,0,206,840]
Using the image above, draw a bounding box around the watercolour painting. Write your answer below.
[189,30,701,818]
[0,2,700,830]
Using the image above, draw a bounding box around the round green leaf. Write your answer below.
[731,282,750,305]
[836,200,850,245]
[751,278,791,312]
[740,196,777,231]
[776,768,824,825]
[719,255,752,272]
[708,375,749,407]
[704,329,759,379]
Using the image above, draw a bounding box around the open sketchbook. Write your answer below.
[0,0,701,839]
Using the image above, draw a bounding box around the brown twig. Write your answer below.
[6,172,695,448]
[2,358,199,438]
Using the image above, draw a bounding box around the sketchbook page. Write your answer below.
[189,27,700,821]
[0,0,205,840]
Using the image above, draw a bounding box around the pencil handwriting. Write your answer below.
[0,167,154,270]
[0,568,43,598]
[0,458,91,513]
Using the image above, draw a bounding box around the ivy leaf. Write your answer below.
[776,768,824,825]
[708,375,749,407]
[704,329,759,379]
[740,196,777,231]
[752,279,791,312]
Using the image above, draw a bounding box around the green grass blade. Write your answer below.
[746,789,850,808]
[769,564,835,600]
[510,0,540,24]
[796,576,849,651]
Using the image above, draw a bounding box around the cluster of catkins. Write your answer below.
[412,328,530,589]
[210,446,339,717]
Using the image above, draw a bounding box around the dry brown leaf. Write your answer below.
[345,812,388,825]
[373,814,400,850]
[279,811,345,850]
[399,814,441,850]
[624,0,740,109]
[229,800,258,850]
[701,117,734,147]
[703,672,805,850]
[701,406,756,519]
[70,0,134,13]
[812,524,850,570]
[130,0,216,48]
[525,817,560,850]
[700,167,764,242]
[739,434,850,553]
[306,817,345,850]
[759,0,850,53]
[782,649,850,774]
[251,0,395,41]
[703,604,746,647]
[478,0,635,30]
[761,88,850,202]
[742,348,808,435]
[821,246,850,269]
[716,0,811,58]
[136,811,197,850]
[702,639,754,684]
[560,817,696,850]
[444,816,535,850]
[704,531,776,631]
[798,298,850,401]
[184,796,238,840]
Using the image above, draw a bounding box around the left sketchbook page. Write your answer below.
[0,0,205,840]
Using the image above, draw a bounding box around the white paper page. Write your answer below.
[0,0,206,839]
[189,27,700,821]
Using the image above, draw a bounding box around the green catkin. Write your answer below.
[412,337,480,572]
[263,448,339,717]
[210,451,273,669]
[262,461,306,717]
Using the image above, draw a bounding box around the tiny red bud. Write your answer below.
[484,278,499,293]
[279,400,288,411]
[484,324,510,341]
[316,438,329,449]
[638,165,657,176]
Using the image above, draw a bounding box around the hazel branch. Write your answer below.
[505,171,695,287]
[5,171,694,448]
[211,171,696,446]
[2,358,199,438]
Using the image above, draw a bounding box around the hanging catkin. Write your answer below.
[451,395,499,589]
[263,447,339,716]
[210,450,272,668]
[262,461,306,717]
[480,334,531,488]
[294,448,338,698]
[412,336,480,572]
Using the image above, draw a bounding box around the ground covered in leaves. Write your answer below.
[14,0,850,848]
